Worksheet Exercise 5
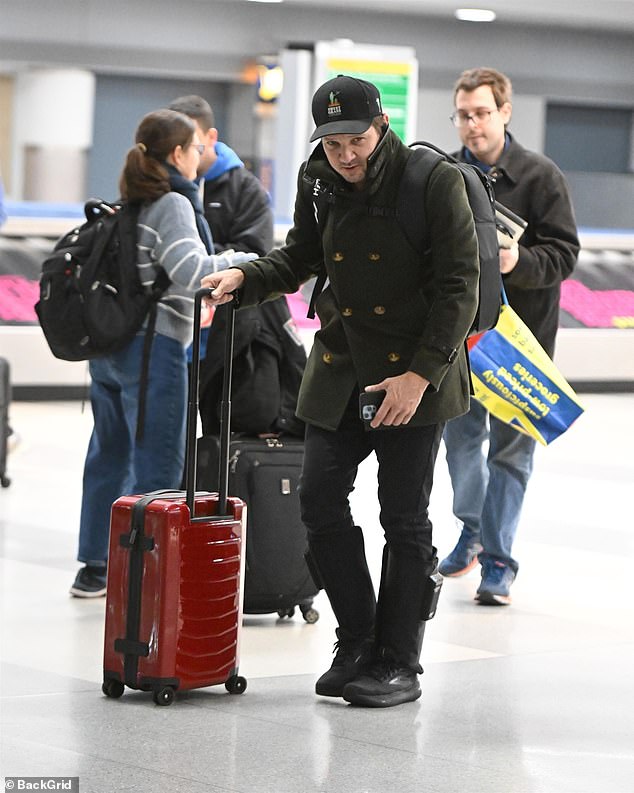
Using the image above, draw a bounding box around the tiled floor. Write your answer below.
[1,394,633,792]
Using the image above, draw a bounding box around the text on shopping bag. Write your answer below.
[469,305,584,445]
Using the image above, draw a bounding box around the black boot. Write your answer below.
[315,628,375,697]
[307,527,376,697]
[342,547,436,708]
[342,646,423,708]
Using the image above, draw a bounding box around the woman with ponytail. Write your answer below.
[71,109,256,597]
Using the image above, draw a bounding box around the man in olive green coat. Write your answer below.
[202,75,479,708]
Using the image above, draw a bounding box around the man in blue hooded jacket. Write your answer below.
[169,95,273,257]
[169,95,305,437]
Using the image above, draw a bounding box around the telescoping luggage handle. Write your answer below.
[185,288,236,520]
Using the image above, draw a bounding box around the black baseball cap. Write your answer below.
[309,75,384,142]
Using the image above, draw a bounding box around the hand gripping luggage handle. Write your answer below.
[185,289,236,519]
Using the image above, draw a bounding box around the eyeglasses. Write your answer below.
[190,143,205,155]
[450,109,499,128]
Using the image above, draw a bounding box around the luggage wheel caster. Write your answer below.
[300,606,320,624]
[225,675,247,695]
[153,686,175,706]
[102,679,125,699]
[277,607,295,619]
[1,476,9,488]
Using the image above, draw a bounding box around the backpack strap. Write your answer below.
[307,177,336,319]
[409,140,460,164]
[310,176,336,231]
[397,144,445,254]
[307,271,327,320]
[119,201,170,442]
[135,267,170,442]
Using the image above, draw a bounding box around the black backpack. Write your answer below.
[35,198,170,438]
[199,296,306,438]
[308,141,501,336]
[403,141,501,335]
[35,199,170,360]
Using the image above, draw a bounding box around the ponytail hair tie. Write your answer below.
[137,142,147,153]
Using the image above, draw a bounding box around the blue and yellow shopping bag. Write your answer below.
[468,297,584,445]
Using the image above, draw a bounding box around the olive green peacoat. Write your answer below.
[235,129,479,431]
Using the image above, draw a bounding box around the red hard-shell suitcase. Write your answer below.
[102,291,247,705]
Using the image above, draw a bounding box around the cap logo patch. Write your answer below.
[327,90,342,117]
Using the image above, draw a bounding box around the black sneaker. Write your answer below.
[342,652,421,708]
[70,565,107,598]
[315,631,373,698]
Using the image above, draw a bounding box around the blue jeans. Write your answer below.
[77,333,187,566]
[443,399,536,574]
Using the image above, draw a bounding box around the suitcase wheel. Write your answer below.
[301,606,320,624]
[153,686,176,706]
[225,675,247,695]
[299,600,320,624]
[1,475,10,488]
[102,678,125,699]
[277,607,295,620]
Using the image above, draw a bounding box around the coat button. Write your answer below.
[387,352,401,363]
[373,305,386,315]
[322,352,333,364]
[342,308,353,317]
[332,252,344,262]
[368,252,381,261]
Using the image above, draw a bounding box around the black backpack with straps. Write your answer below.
[308,140,501,336]
[35,198,170,439]
[35,199,170,361]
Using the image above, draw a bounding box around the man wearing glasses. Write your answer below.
[440,67,579,605]
[169,95,274,261]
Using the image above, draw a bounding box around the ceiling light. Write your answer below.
[247,0,284,4]
[455,8,497,22]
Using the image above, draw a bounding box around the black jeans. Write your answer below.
[300,393,444,566]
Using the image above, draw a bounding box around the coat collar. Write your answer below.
[488,132,525,186]
[306,126,401,196]
[458,131,524,186]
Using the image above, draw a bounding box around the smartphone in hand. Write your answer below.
[359,390,386,429]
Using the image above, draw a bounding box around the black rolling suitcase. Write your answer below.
[0,357,11,488]
[196,434,320,623]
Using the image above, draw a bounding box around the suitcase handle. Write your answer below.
[185,289,236,518]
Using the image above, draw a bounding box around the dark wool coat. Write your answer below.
[236,129,480,431]
[203,166,273,256]
[457,133,579,356]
